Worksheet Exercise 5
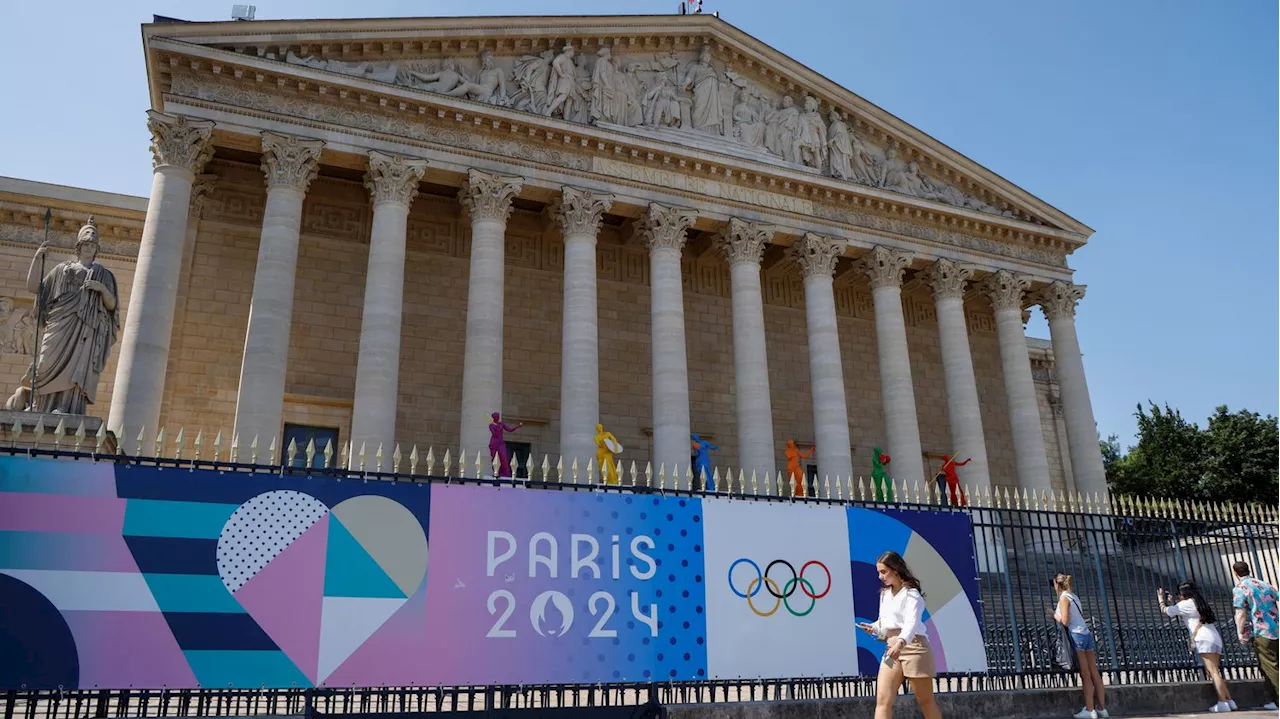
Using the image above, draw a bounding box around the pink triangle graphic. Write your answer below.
[235,512,328,683]
[322,577,431,687]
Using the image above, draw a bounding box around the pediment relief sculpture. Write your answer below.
[280,43,1019,220]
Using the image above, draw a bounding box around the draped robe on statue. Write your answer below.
[684,60,723,133]
[30,260,119,414]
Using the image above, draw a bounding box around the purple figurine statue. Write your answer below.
[489,412,523,478]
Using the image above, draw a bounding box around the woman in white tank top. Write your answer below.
[1160,581,1235,713]
[1053,574,1107,719]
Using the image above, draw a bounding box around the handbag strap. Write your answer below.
[1069,595,1085,630]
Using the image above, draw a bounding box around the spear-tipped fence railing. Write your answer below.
[1,425,1276,718]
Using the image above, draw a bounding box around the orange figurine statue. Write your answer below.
[784,440,815,497]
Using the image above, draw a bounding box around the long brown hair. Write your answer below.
[877,551,924,595]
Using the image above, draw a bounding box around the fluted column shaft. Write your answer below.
[233,132,324,447]
[863,246,926,484]
[793,234,853,484]
[458,170,524,456]
[642,203,697,474]
[718,219,777,484]
[1040,282,1107,497]
[350,151,427,469]
[984,270,1052,491]
[555,187,614,470]
[109,111,214,446]
[927,259,992,490]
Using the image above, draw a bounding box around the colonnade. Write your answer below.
[108,114,1106,498]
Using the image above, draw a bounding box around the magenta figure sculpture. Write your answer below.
[488,412,523,478]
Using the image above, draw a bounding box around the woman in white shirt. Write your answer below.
[1054,574,1108,719]
[857,550,940,719]
[1160,581,1235,713]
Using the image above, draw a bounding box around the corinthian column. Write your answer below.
[350,151,427,469]
[109,111,214,446]
[925,258,992,491]
[233,132,324,447]
[457,169,524,457]
[982,270,1051,492]
[716,218,777,484]
[863,246,925,485]
[553,186,614,470]
[1039,282,1106,498]
[791,233,853,485]
[639,202,697,474]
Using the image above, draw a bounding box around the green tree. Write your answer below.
[1202,406,1279,506]
[1110,403,1206,499]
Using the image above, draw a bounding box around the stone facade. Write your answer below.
[0,13,1103,497]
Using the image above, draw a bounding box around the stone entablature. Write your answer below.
[144,17,1088,234]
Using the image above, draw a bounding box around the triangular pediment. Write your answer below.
[142,14,1091,239]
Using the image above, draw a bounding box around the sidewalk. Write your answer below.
[1118,712,1273,718]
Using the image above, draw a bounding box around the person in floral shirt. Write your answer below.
[1232,561,1279,710]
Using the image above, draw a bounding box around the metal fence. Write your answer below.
[1,444,1275,718]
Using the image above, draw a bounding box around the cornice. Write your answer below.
[142,18,1093,238]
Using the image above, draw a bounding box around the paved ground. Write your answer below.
[1124,711,1275,718]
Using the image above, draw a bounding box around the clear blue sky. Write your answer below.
[1,1,1275,447]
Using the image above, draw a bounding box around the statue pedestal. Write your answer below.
[0,410,117,454]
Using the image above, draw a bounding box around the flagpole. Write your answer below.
[26,208,51,412]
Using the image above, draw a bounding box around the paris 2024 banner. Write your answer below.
[0,456,986,689]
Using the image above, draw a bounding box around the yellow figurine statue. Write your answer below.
[594,423,623,485]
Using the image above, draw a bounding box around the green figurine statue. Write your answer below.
[872,446,894,502]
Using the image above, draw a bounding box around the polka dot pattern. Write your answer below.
[217,490,329,592]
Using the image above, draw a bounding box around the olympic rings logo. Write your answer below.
[727,558,832,617]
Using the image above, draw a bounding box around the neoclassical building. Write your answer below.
[0,14,1104,498]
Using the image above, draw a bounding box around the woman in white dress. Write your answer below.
[857,551,940,719]
[1160,581,1236,713]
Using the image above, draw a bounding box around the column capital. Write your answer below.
[260,132,324,192]
[189,174,217,218]
[459,168,524,223]
[790,233,844,279]
[146,110,215,175]
[925,257,974,300]
[862,245,912,289]
[982,269,1032,311]
[365,151,428,207]
[716,217,774,265]
[1039,281,1086,321]
[553,186,614,237]
[639,202,696,253]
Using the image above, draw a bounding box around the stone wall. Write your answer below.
[0,166,1071,493]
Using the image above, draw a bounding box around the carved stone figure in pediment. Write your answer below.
[795,95,828,170]
[446,50,509,106]
[589,47,624,126]
[544,45,579,120]
[827,109,856,181]
[682,45,724,135]
[618,62,645,127]
[285,51,398,84]
[886,159,930,197]
[511,50,555,114]
[733,86,766,147]
[408,59,465,94]
[765,95,800,163]
[640,53,684,128]
[877,145,907,190]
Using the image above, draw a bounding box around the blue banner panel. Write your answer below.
[0,455,984,689]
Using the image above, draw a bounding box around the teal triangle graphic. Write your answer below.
[323,516,405,599]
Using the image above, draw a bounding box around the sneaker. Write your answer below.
[1226,699,1237,711]
[1263,703,1278,711]
[1072,710,1098,719]
[1097,710,1109,718]
[1208,701,1232,713]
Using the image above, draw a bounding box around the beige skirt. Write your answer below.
[884,633,937,678]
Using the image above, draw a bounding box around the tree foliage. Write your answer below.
[1102,402,1278,506]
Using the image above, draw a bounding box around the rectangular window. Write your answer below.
[282,423,339,469]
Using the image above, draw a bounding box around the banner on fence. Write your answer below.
[0,456,986,689]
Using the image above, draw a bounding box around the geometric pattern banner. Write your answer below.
[0,455,985,689]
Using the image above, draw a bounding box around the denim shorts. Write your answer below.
[1070,631,1096,652]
